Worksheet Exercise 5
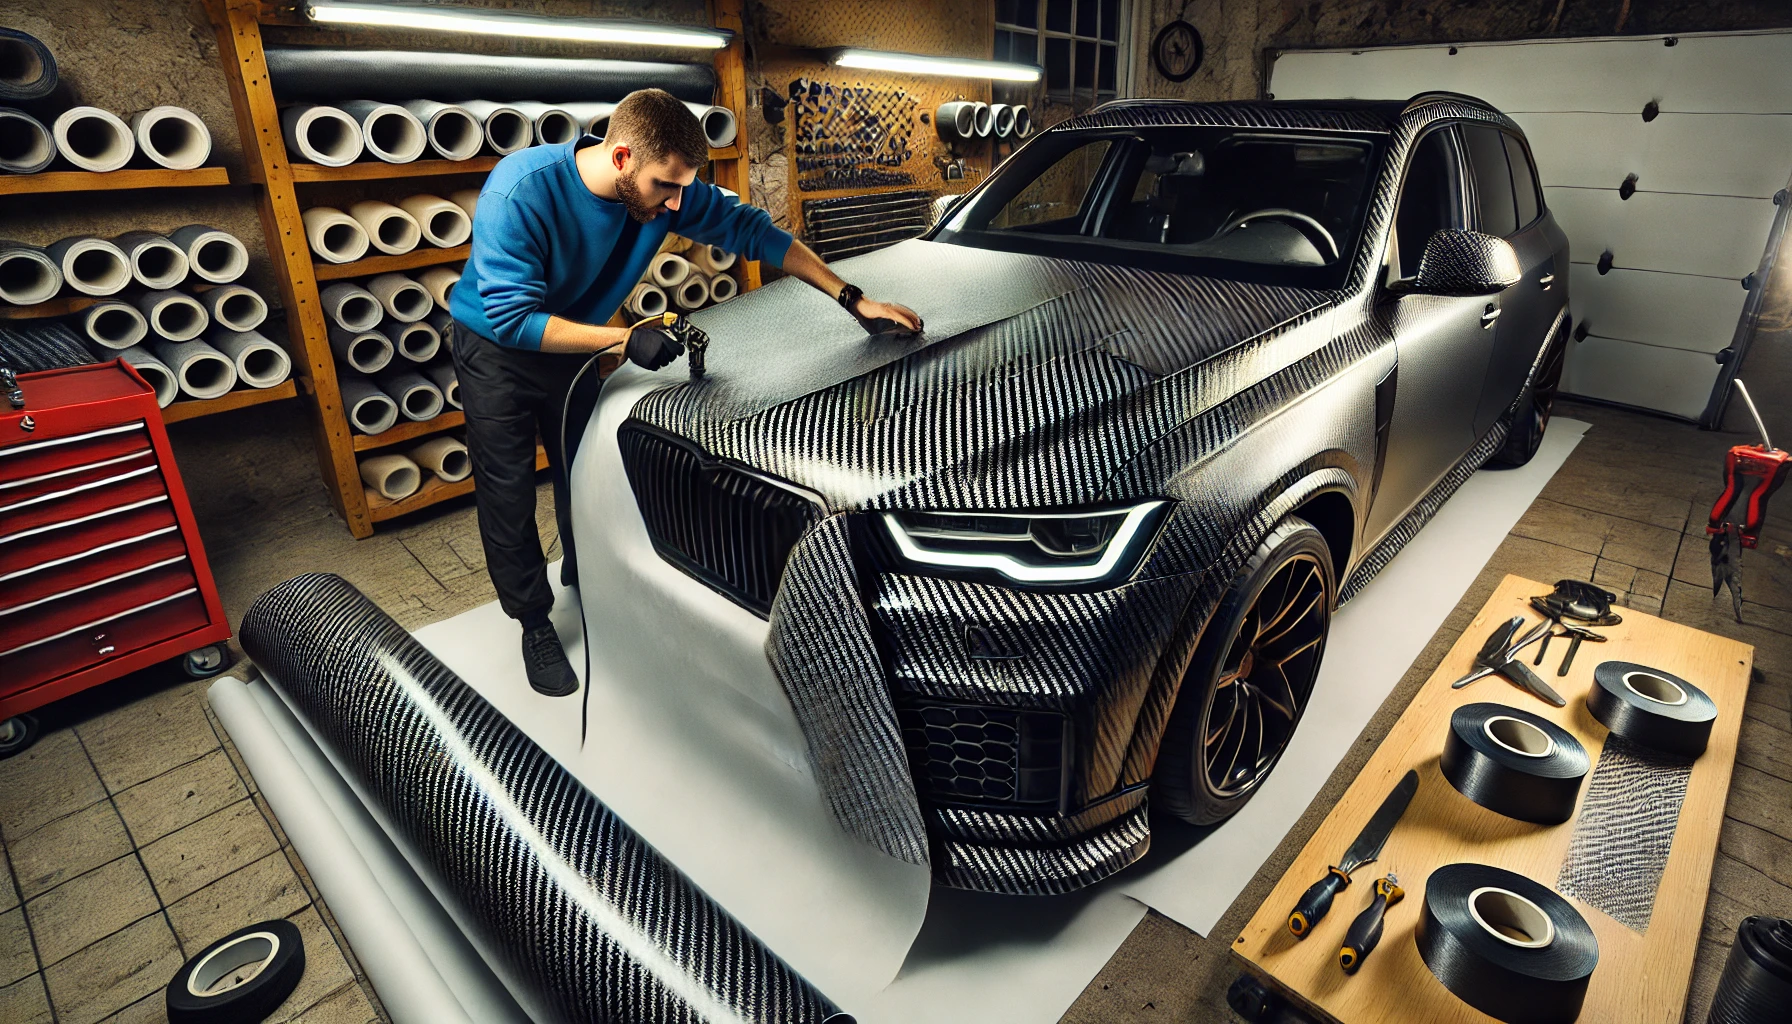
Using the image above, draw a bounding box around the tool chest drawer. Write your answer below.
[0,362,229,717]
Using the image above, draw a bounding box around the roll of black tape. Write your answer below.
[1589,661,1717,757]
[1417,864,1599,1024]
[264,48,716,105]
[1441,703,1589,824]
[1707,916,1792,1024]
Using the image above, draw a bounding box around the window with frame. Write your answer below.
[995,0,1125,104]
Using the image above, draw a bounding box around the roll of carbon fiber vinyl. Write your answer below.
[263,49,716,105]
[1417,864,1598,1024]
[1708,917,1792,1023]
[238,573,853,1024]
[0,29,57,101]
[1439,703,1588,825]
[1588,661,1717,756]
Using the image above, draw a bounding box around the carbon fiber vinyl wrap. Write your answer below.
[239,574,848,1024]
[1556,735,1693,932]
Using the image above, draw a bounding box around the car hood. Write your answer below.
[620,239,1334,510]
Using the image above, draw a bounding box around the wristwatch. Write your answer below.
[836,282,863,313]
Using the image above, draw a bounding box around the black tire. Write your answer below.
[1491,323,1567,467]
[1153,517,1336,826]
[0,714,39,759]
[166,918,305,1024]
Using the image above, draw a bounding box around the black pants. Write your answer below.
[451,322,601,623]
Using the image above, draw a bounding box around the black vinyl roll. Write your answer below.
[1708,916,1792,1024]
[0,29,56,101]
[1416,864,1599,1024]
[264,48,715,105]
[1440,703,1589,825]
[1589,661,1717,757]
[239,573,850,1024]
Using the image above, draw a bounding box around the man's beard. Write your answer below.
[614,169,661,224]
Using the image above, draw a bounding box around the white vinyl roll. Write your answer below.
[448,189,480,218]
[707,272,738,303]
[409,435,470,482]
[990,103,1016,139]
[397,194,471,248]
[134,289,209,342]
[400,101,483,162]
[199,284,268,333]
[657,233,694,255]
[111,231,189,289]
[45,236,130,296]
[340,100,427,164]
[51,107,134,172]
[329,325,394,374]
[388,319,441,363]
[626,282,667,319]
[423,363,460,410]
[0,240,62,303]
[935,101,978,142]
[507,102,580,147]
[209,327,291,388]
[359,453,422,500]
[303,207,372,264]
[0,109,55,174]
[377,369,445,422]
[280,104,365,167]
[416,266,460,308]
[679,102,737,148]
[320,282,384,332]
[168,225,248,285]
[649,252,691,287]
[368,273,433,322]
[673,274,710,311]
[558,101,616,136]
[129,106,211,170]
[687,245,736,275]
[457,101,532,155]
[349,201,422,256]
[116,344,178,407]
[152,337,237,400]
[338,373,400,435]
[81,301,148,350]
[971,102,993,138]
[1012,104,1031,138]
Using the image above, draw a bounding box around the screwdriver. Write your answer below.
[1338,874,1403,974]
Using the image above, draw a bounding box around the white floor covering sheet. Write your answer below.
[217,418,1584,1024]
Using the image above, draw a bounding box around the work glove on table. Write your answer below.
[625,323,685,371]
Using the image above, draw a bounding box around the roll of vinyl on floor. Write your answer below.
[1588,662,1717,757]
[1417,864,1598,1024]
[1708,916,1792,1024]
[1441,703,1588,825]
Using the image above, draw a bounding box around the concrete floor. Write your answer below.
[1,397,1788,1022]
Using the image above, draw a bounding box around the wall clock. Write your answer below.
[1152,20,1204,83]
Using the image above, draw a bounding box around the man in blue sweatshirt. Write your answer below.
[451,88,920,697]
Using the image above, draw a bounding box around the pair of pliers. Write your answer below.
[1451,615,1565,706]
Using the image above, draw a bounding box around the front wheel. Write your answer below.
[1153,517,1336,825]
[1491,323,1567,467]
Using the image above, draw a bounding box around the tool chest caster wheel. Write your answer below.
[183,644,229,679]
[0,714,40,759]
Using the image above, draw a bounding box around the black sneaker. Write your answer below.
[521,623,578,697]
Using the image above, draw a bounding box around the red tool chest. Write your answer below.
[1,361,230,738]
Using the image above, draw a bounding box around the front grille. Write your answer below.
[618,424,822,616]
[896,701,1070,808]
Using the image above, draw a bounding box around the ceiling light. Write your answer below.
[832,48,1041,83]
[306,3,731,49]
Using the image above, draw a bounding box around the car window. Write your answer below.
[988,139,1112,232]
[1463,124,1517,237]
[1504,132,1542,228]
[1392,126,1461,280]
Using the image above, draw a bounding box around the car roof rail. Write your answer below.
[1402,90,1495,114]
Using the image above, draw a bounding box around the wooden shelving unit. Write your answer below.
[0,296,103,320]
[205,0,757,537]
[162,379,297,423]
[0,166,231,196]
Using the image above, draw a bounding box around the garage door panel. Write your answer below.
[1567,266,1745,353]
[1658,35,1792,114]
[1515,112,1792,198]
[1270,39,1668,113]
[1562,336,1718,420]
[1545,187,1773,279]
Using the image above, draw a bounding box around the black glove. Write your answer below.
[836,282,912,336]
[625,324,684,371]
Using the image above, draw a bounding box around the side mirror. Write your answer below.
[1409,229,1523,295]
[928,194,961,229]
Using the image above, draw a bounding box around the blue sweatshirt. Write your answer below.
[450,136,794,350]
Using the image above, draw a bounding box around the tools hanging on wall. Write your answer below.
[1708,379,1788,623]
[788,77,916,192]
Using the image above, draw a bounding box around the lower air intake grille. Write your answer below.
[896,701,1069,808]
[617,424,821,617]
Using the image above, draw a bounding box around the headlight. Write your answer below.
[880,501,1168,585]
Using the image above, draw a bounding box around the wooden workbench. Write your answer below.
[1233,574,1752,1024]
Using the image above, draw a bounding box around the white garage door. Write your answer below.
[1269,31,1792,420]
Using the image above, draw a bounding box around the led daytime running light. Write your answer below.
[883,502,1165,584]
[306,3,731,49]
[833,48,1042,83]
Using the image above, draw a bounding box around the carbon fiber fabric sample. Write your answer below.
[765,518,929,867]
[0,323,98,373]
[239,574,848,1023]
[1556,735,1692,932]
[263,48,715,105]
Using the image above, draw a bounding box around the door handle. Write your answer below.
[1481,304,1501,329]
[1539,273,1555,290]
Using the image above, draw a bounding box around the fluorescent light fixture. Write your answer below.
[306,3,731,49]
[833,48,1041,83]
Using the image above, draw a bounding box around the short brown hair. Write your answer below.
[607,88,707,168]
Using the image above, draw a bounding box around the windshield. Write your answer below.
[937,125,1385,288]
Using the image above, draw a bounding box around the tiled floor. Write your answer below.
[2,397,1789,1023]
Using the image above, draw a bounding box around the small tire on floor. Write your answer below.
[166,918,305,1024]
[1491,323,1567,467]
[183,643,229,679]
[0,714,39,759]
